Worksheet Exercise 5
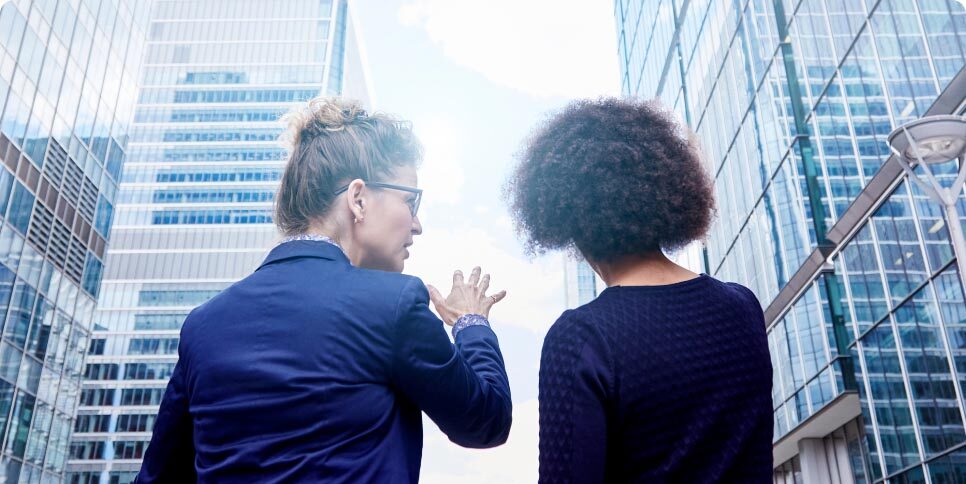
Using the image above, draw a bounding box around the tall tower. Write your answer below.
[614,0,966,481]
[0,0,150,480]
[66,1,368,481]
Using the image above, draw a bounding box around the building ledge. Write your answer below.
[773,391,861,468]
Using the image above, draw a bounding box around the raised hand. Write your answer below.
[426,267,507,326]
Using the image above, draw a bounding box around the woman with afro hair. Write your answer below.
[507,98,773,483]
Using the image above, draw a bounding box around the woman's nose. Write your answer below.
[412,215,423,235]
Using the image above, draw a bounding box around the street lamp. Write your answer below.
[887,115,966,287]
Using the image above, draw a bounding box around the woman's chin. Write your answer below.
[386,259,406,273]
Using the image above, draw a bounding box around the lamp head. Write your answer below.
[888,115,966,165]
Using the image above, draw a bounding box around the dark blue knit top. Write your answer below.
[538,274,773,483]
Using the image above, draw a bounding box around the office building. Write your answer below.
[0,0,150,480]
[615,0,966,481]
[66,1,367,482]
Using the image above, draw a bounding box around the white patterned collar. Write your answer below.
[278,233,347,257]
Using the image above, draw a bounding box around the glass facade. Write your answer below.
[615,0,966,482]
[564,259,601,308]
[0,0,149,481]
[66,1,366,482]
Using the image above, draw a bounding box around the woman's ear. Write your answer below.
[346,179,366,223]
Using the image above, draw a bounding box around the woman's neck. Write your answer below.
[589,251,699,287]
[305,219,361,266]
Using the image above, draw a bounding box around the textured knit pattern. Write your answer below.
[538,275,774,483]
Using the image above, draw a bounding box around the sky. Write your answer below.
[349,0,621,481]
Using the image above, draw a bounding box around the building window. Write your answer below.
[123,362,175,380]
[138,290,219,307]
[74,414,110,433]
[133,313,186,331]
[119,388,165,406]
[112,440,148,459]
[80,389,115,406]
[88,338,105,355]
[67,472,101,484]
[5,181,34,234]
[127,338,179,355]
[115,413,156,432]
[84,363,118,380]
[69,441,105,460]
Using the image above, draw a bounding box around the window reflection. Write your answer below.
[894,285,965,456]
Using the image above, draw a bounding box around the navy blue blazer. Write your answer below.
[136,240,512,483]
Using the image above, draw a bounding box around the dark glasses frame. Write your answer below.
[333,181,423,217]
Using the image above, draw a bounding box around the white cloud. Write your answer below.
[495,215,513,231]
[398,0,620,98]
[420,399,539,484]
[413,115,465,205]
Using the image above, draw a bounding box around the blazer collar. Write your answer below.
[257,240,351,270]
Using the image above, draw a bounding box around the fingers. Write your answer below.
[426,284,443,307]
[483,290,507,312]
[479,274,490,294]
[453,270,463,286]
[467,266,481,286]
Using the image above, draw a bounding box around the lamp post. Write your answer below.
[887,115,966,288]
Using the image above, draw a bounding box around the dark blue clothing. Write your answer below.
[538,274,773,483]
[137,241,512,483]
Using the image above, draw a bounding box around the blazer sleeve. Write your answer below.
[389,277,512,448]
[135,335,197,482]
[538,311,613,484]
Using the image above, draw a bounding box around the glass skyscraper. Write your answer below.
[615,0,966,482]
[0,0,149,481]
[564,259,602,308]
[65,1,367,482]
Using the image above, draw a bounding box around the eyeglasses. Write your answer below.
[333,181,423,218]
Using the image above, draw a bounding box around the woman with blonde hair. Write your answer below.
[137,97,512,483]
